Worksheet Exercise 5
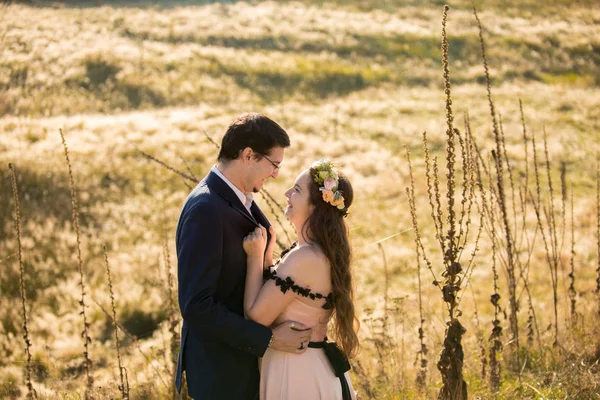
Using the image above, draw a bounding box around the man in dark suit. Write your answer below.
[175,113,312,399]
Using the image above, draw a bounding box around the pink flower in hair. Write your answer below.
[323,177,336,191]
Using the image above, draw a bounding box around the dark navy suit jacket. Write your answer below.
[175,170,273,400]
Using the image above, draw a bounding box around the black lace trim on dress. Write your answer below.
[263,269,334,310]
[278,241,298,259]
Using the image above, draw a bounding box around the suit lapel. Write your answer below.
[250,201,274,247]
[205,171,275,257]
[250,202,269,228]
[205,171,257,225]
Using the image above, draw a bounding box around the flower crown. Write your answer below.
[311,159,348,216]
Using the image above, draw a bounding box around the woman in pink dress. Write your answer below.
[243,159,359,400]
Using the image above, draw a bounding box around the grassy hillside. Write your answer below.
[1,1,600,398]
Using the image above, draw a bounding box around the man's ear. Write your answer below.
[241,147,254,163]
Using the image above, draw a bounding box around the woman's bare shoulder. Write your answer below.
[276,245,330,287]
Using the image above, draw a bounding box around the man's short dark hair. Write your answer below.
[217,113,290,162]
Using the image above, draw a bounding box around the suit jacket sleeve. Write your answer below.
[177,201,272,357]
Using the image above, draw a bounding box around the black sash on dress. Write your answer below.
[308,340,352,400]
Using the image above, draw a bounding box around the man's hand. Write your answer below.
[270,321,312,354]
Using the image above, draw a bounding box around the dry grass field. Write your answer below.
[1,0,600,398]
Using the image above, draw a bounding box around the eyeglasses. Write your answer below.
[262,154,281,172]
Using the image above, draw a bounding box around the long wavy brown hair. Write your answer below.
[302,166,359,358]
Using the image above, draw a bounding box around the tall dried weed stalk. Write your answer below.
[60,129,94,396]
[568,189,577,327]
[468,282,487,382]
[529,131,563,346]
[405,147,428,391]
[596,162,600,315]
[159,199,190,399]
[163,240,184,398]
[9,163,36,399]
[406,6,481,399]
[362,245,407,396]
[473,6,520,368]
[140,150,196,182]
[362,308,393,392]
[103,246,128,399]
[517,100,542,352]
[378,243,390,312]
[486,158,502,393]
[543,132,562,345]
[469,130,503,393]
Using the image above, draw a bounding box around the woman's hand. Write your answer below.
[243,225,267,259]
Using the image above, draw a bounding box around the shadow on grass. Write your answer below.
[67,56,167,109]
[228,68,372,100]
[1,165,76,240]
[122,27,482,66]
[205,55,389,101]
[0,164,98,303]
[100,305,168,342]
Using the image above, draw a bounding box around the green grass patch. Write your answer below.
[537,71,598,86]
